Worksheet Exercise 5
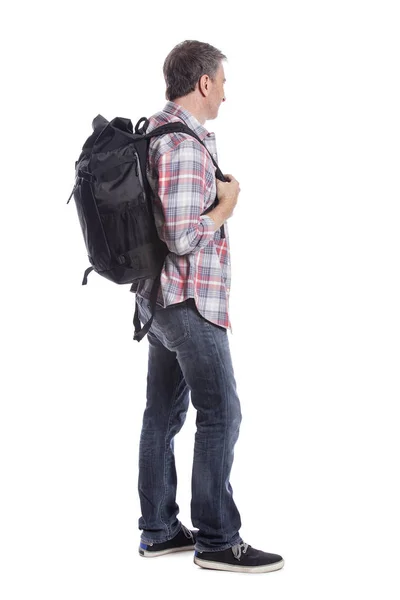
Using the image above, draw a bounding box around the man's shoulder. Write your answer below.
[147,109,176,129]
[147,110,185,137]
[146,111,203,160]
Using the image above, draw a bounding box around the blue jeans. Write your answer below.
[136,295,243,552]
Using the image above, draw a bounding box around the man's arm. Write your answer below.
[154,140,223,255]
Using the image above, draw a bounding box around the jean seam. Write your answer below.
[217,336,229,540]
[205,324,230,538]
[160,364,184,536]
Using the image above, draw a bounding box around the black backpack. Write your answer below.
[67,114,226,342]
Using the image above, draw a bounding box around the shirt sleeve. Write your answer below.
[153,140,216,256]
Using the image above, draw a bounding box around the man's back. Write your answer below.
[132,100,232,331]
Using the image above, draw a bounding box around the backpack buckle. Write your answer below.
[78,168,95,183]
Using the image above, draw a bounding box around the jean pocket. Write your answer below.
[153,300,190,348]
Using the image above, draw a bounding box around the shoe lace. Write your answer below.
[181,524,194,542]
[232,542,249,560]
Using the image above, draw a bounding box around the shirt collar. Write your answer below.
[162,101,214,141]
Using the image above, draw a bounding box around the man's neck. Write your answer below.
[171,97,208,125]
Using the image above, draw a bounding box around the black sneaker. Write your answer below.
[194,542,284,573]
[139,524,197,557]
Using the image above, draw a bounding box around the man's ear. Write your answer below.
[199,74,210,96]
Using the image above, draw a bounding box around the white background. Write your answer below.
[1,1,399,598]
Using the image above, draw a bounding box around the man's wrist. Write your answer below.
[206,204,230,231]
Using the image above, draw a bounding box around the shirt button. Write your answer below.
[212,153,217,158]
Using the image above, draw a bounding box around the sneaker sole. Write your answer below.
[139,545,195,558]
[193,556,285,574]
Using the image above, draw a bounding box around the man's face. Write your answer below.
[207,63,226,120]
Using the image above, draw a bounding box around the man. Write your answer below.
[133,40,284,574]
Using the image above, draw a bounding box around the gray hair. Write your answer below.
[163,40,227,102]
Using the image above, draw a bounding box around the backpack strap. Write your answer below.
[82,266,94,285]
[144,122,226,182]
[133,271,162,341]
[143,121,227,238]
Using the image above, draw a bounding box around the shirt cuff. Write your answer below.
[199,214,216,237]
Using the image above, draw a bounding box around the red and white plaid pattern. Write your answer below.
[132,101,232,332]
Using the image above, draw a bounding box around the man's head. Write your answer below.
[163,40,227,124]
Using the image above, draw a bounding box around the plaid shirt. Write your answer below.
[131,101,232,332]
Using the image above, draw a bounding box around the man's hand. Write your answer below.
[216,174,241,219]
